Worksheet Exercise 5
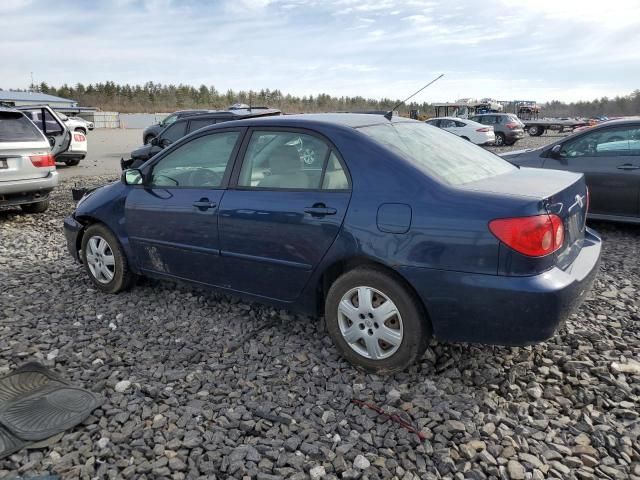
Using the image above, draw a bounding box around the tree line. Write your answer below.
[4,81,640,118]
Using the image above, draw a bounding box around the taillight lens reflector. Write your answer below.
[74,133,86,142]
[30,153,55,168]
[476,127,491,132]
[505,122,520,129]
[489,214,564,257]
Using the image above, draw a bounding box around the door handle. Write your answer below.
[193,199,217,210]
[304,206,337,216]
[617,164,640,170]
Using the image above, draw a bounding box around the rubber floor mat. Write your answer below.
[0,363,101,459]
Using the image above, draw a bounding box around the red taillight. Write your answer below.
[74,133,86,142]
[476,127,491,132]
[30,153,55,168]
[489,214,564,257]
[505,122,520,130]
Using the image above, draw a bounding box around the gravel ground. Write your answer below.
[1,132,639,479]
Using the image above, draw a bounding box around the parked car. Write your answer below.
[425,117,495,145]
[142,109,211,145]
[64,113,601,372]
[122,108,281,169]
[19,106,88,166]
[57,113,94,134]
[0,107,62,213]
[469,113,525,146]
[501,118,640,223]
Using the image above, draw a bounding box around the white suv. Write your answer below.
[0,107,69,213]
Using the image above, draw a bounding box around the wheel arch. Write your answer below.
[315,256,432,326]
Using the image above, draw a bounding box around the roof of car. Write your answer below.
[236,112,416,128]
[591,117,640,127]
[174,108,281,122]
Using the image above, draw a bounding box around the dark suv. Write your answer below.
[123,108,281,170]
[142,109,211,145]
[469,113,525,146]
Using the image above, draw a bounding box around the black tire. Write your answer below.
[64,159,81,166]
[528,125,543,136]
[325,266,431,373]
[144,135,155,145]
[20,199,49,214]
[81,223,134,294]
[494,132,505,146]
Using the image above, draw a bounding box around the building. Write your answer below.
[0,90,78,108]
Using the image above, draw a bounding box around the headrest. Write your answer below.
[269,145,300,173]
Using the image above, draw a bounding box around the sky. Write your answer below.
[1,0,639,103]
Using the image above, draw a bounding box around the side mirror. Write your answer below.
[550,144,562,158]
[150,137,159,146]
[122,169,143,186]
[160,138,172,148]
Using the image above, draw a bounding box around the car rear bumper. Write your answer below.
[506,130,525,141]
[0,171,58,196]
[63,215,83,262]
[398,228,601,345]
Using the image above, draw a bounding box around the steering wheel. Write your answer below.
[187,168,222,187]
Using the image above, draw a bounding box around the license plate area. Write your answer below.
[566,210,584,242]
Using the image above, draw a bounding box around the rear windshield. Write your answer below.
[358,122,515,186]
[0,112,45,142]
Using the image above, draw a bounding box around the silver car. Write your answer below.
[0,107,65,213]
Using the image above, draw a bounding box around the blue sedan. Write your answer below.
[64,114,601,372]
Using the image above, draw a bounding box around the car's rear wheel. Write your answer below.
[325,267,430,373]
[494,132,506,146]
[81,224,134,294]
[64,159,81,166]
[144,134,155,145]
[528,125,541,136]
[20,199,49,214]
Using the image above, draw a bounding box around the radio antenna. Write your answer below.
[384,73,444,120]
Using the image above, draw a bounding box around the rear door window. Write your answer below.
[237,131,330,189]
[0,112,44,142]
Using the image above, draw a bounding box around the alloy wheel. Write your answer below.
[337,286,403,360]
[85,236,115,284]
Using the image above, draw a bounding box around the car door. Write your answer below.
[543,125,640,217]
[219,129,351,301]
[124,128,244,285]
[16,106,71,158]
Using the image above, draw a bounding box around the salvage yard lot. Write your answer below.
[1,131,639,479]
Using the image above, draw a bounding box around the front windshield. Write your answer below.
[359,122,516,186]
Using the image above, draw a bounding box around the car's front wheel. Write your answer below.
[144,134,155,145]
[81,224,134,294]
[64,159,81,166]
[325,267,431,373]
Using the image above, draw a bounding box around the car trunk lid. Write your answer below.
[460,167,588,271]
